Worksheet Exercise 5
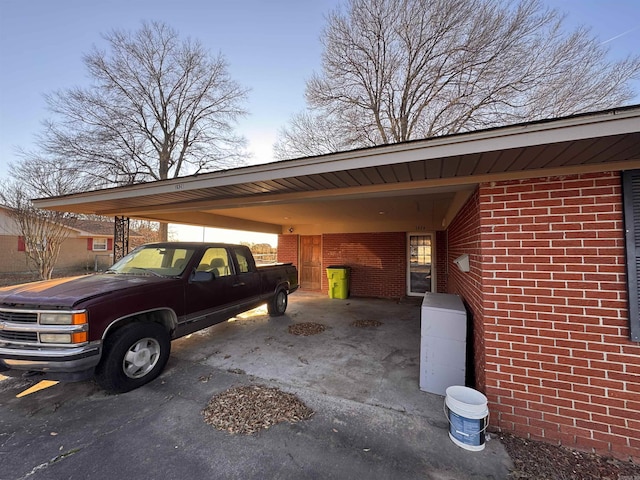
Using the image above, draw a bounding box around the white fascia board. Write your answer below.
[34,107,640,209]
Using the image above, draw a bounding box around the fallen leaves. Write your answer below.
[501,433,640,479]
[288,322,326,336]
[351,319,383,328]
[202,385,314,435]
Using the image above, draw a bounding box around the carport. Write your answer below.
[35,108,640,298]
[174,292,429,414]
[33,106,640,461]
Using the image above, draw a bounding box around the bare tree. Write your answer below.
[273,112,357,159]
[36,21,249,240]
[129,219,161,248]
[275,0,640,158]
[0,157,86,279]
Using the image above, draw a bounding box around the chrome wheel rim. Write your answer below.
[276,292,286,312]
[123,337,161,379]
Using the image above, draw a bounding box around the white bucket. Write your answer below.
[444,385,489,451]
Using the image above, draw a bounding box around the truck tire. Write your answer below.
[268,289,288,316]
[95,322,170,393]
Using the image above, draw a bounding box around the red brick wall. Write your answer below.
[480,172,640,461]
[277,234,298,267]
[435,230,447,293]
[446,188,486,390]
[322,232,406,298]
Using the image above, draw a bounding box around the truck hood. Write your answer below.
[0,274,172,309]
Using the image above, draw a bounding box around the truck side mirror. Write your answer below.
[190,270,214,283]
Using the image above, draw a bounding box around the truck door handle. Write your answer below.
[233,282,246,287]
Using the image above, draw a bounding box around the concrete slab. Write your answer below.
[0,291,512,480]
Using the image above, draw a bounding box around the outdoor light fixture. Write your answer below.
[453,254,470,273]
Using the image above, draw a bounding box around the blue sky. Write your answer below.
[0,0,341,177]
[1,0,639,182]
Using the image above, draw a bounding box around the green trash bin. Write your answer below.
[326,265,351,299]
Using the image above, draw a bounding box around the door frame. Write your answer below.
[406,232,436,297]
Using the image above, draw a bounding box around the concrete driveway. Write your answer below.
[0,292,512,480]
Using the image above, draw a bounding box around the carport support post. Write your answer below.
[113,216,130,263]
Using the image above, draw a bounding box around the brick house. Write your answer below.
[34,106,640,460]
[0,210,138,273]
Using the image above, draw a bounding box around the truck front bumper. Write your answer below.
[0,342,102,380]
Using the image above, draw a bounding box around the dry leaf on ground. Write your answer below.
[501,433,640,479]
[288,323,326,336]
[351,319,383,328]
[202,385,314,435]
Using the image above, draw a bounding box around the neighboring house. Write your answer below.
[33,106,640,461]
[0,209,139,273]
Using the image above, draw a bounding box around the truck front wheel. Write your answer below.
[95,322,170,393]
[268,289,288,316]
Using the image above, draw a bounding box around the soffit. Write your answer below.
[32,107,640,231]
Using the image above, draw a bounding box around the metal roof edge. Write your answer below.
[33,105,640,209]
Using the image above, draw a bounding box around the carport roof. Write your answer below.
[34,106,640,233]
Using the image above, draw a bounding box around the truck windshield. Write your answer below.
[108,246,196,277]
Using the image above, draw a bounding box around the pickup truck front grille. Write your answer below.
[0,307,88,348]
[0,331,38,342]
[0,311,38,323]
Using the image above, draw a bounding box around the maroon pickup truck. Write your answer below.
[0,243,298,393]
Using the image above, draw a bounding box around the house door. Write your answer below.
[408,233,433,296]
[300,235,322,291]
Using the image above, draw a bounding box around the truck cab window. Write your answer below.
[234,249,250,273]
[197,248,231,277]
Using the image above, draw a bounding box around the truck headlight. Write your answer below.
[40,312,87,325]
[40,333,72,343]
[41,313,72,325]
[39,332,88,344]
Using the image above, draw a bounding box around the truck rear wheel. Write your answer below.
[268,289,288,316]
[95,322,170,393]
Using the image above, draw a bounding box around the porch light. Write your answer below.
[454,254,470,273]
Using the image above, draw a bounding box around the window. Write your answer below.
[622,170,640,341]
[233,248,251,273]
[18,236,47,252]
[197,248,231,277]
[92,238,108,251]
[109,246,195,275]
[408,234,433,295]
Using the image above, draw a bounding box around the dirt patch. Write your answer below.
[351,319,383,328]
[202,385,314,435]
[0,269,92,287]
[288,322,326,336]
[501,432,640,479]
